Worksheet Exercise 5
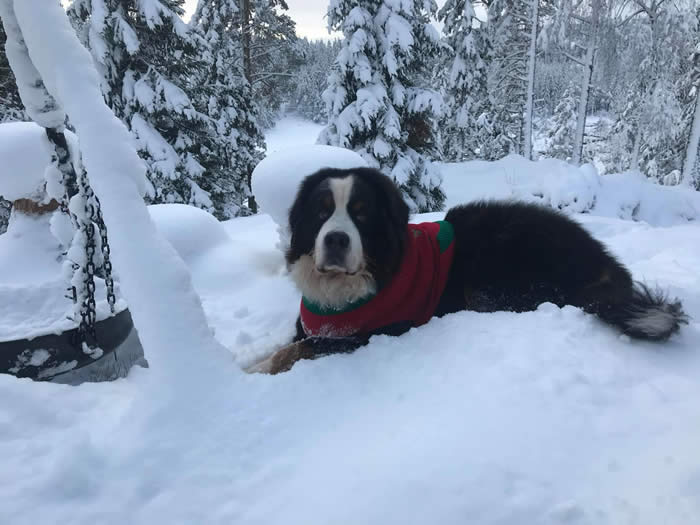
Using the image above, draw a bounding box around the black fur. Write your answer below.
[286,168,688,358]
[287,167,409,287]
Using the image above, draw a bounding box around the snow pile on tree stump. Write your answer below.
[251,144,367,251]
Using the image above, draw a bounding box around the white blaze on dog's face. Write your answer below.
[286,168,410,310]
[314,176,364,274]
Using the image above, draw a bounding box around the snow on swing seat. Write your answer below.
[0,122,127,342]
[0,122,137,382]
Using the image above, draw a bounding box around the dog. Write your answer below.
[249,167,688,374]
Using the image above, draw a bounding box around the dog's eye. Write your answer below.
[319,209,330,221]
[351,201,367,222]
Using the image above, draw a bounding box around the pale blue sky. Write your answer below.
[183,1,462,41]
[183,0,338,40]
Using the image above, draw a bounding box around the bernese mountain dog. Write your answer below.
[250,167,688,374]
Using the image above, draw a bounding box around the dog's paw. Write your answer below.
[244,340,316,375]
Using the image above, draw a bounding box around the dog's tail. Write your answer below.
[599,282,689,341]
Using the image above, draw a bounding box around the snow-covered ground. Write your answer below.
[2,117,700,524]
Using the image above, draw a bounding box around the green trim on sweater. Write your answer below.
[436,220,455,253]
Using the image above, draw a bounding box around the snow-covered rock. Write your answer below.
[252,144,368,250]
[147,204,230,264]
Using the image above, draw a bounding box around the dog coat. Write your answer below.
[300,221,455,338]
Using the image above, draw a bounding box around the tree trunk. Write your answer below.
[682,88,700,187]
[523,0,539,161]
[630,127,642,171]
[572,0,602,165]
[241,0,252,84]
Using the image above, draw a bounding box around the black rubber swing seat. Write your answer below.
[0,307,147,384]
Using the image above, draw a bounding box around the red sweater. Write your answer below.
[300,221,455,338]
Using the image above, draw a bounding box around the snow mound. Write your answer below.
[442,155,700,226]
[147,204,230,263]
[0,122,76,201]
[252,144,368,249]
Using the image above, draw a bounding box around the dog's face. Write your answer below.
[286,168,409,309]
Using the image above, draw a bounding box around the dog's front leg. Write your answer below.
[246,336,368,375]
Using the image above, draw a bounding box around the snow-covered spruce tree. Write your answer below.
[0,20,24,122]
[0,20,23,233]
[483,0,528,159]
[319,0,445,212]
[0,198,9,235]
[68,0,215,213]
[437,0,491,161]
[241,0,299,126]
[606,1,695,181]
[290,39,341,123]
[544,85,578,160]
[543,0,605,165]
[681,40,700,188]
[191,0,266,218]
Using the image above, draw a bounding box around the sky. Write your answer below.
[183,1,455,41]
[183,0,338,40]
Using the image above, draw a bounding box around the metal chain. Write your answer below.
[88,192,116,313]
[76,168,99,351]
[44,128,116,352]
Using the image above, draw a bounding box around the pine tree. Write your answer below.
[681,28,700,188]
[290,39,340,123]
[191,0,266,218]
[0,20,23,234]
[319,0,445,212]
[68,0,215,212]
[0,21,24,122]
[0,198,9,235]
[438,0,491,161]
[607,1,694,181]
[545,85,578,160]
[484,0,526,159]
[241,0,299,126]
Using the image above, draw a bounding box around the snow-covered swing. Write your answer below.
[0,4,145,383]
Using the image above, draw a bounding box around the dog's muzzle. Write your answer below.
[320,230,351,271]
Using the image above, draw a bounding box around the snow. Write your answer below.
[0,211,125,341]
[0,121,67,201]
[3,115,700,523]
[441,155,700,226]
[263,115,325,154]
[147,204,230,261]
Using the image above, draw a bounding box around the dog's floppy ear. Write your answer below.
[289,170,323,232]
[355,168,409,281]
[380,174,410,230]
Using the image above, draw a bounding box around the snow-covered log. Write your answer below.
[7,0,232,378]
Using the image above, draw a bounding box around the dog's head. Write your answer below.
[286,167,409,309]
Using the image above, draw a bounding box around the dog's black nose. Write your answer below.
[324,231,350,251]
